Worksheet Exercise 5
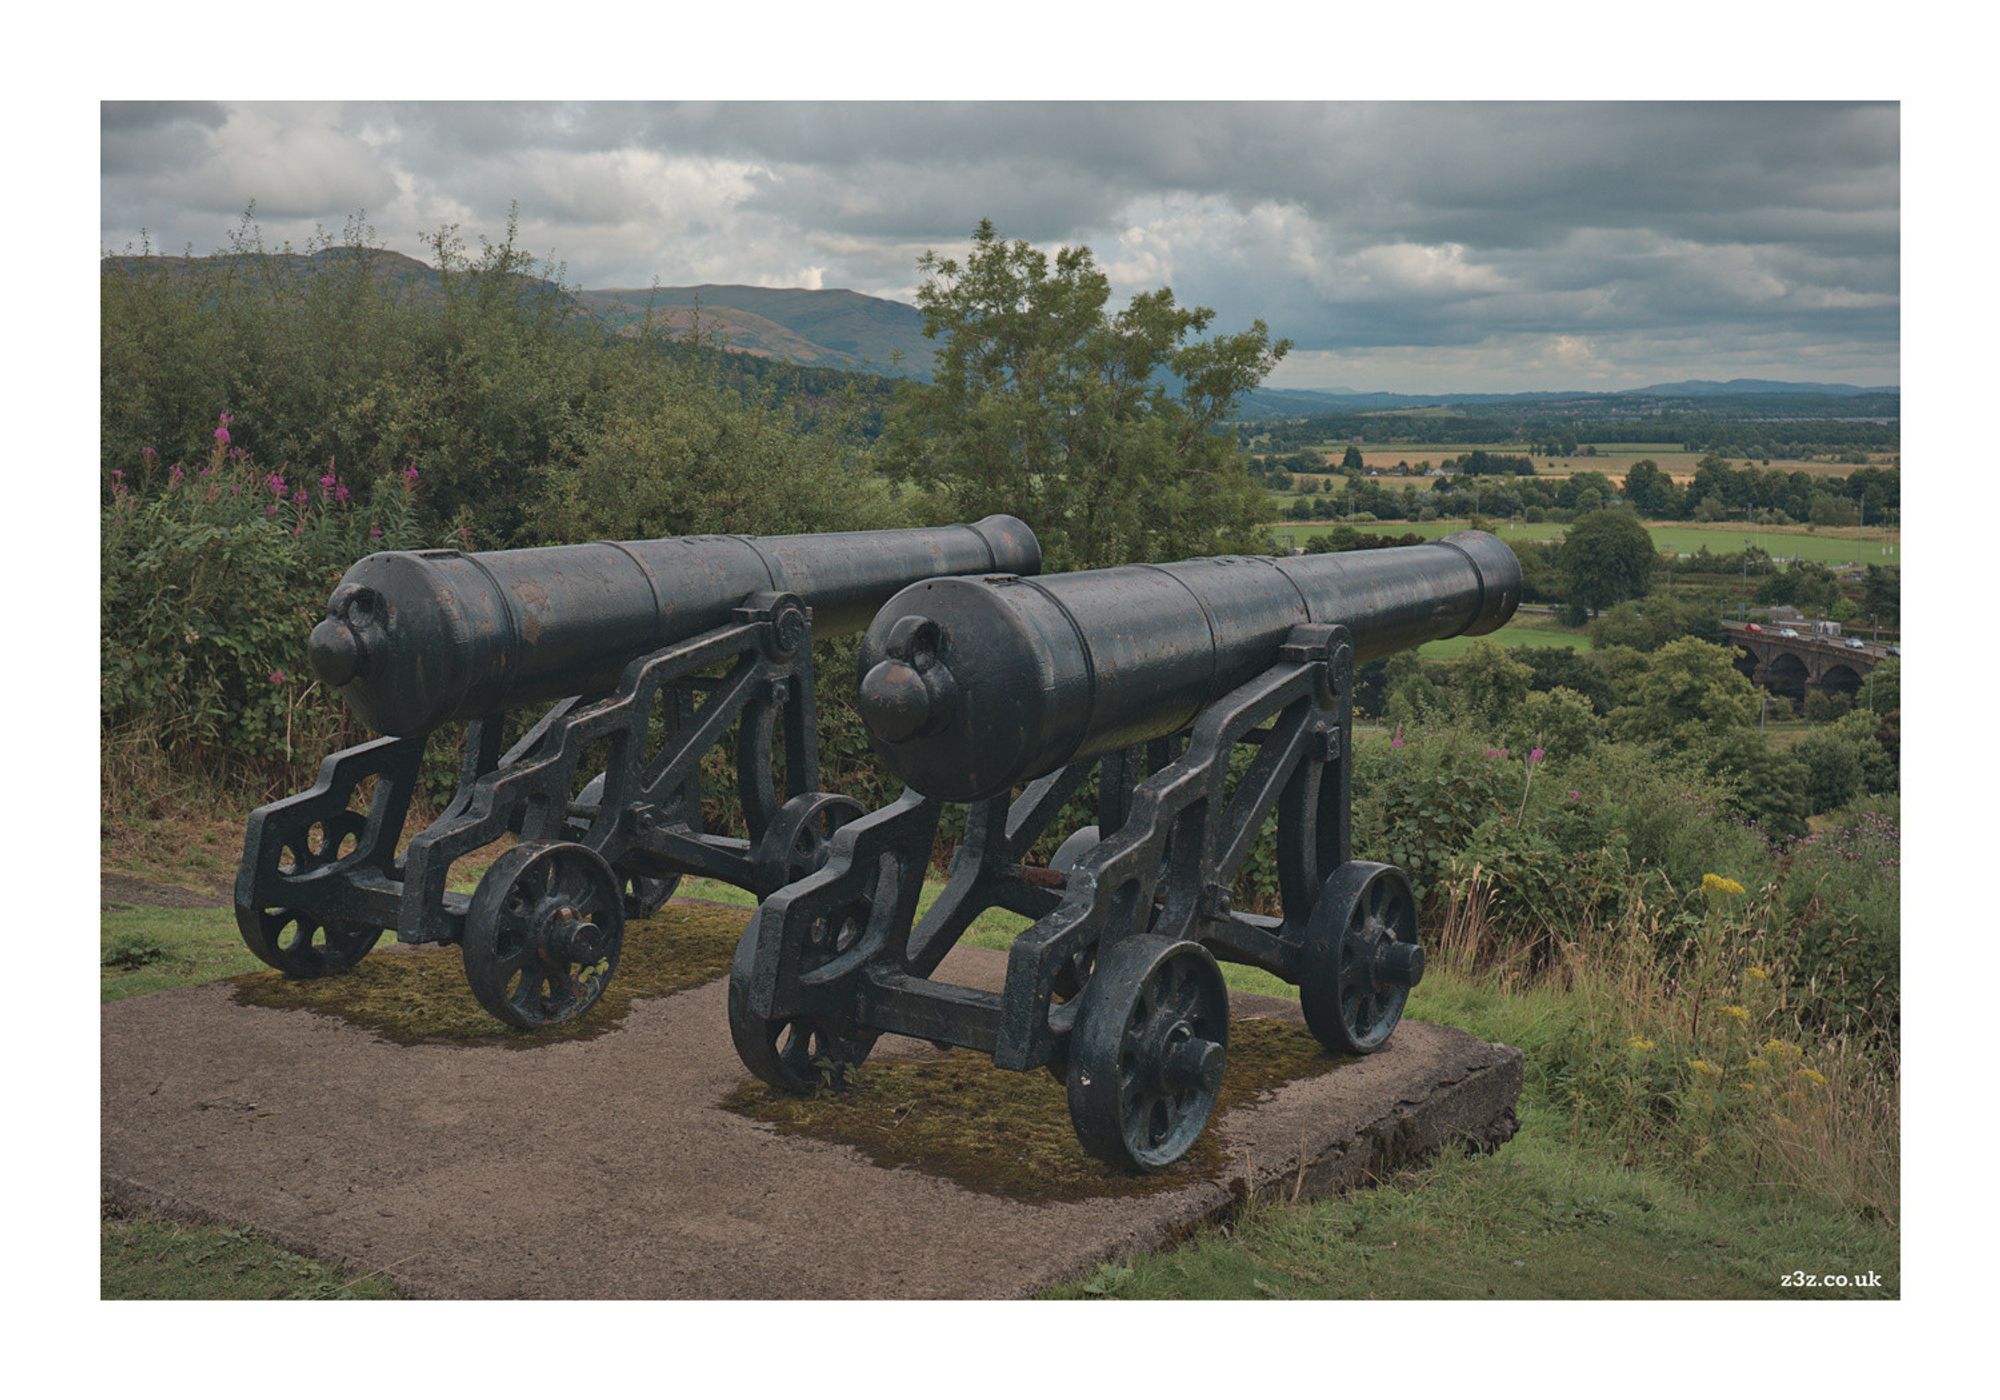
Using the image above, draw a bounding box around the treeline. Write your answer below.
[1278,457,1899,530]
[1251,406,1899,460]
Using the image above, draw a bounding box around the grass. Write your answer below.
[102,1204,400,1299]
[1418,613,1592,659]
[726,1016,1343,1203]
[102,850,1896,1299]
[1273,444,1881,484]
[1051,1098,1896,1299]
[1269,516,1899,567]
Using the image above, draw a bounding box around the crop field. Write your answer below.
[1268,517,1900,567]
[1276,443,1886,483]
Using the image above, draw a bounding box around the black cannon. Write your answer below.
[730,531,1520,1170]
[235,517,1041,1029]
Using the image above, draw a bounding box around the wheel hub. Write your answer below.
[1156,1020,1224,1095]
[546,905,611,966]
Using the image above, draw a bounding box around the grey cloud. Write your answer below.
[98,101,1899,391]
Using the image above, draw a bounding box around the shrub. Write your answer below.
[101,421,427,777]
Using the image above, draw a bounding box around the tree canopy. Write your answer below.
[1560,507,1658,616]
[877,220,1288,571]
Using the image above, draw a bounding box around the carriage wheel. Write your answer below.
[727,911,875,1094]
[1300,861,1424,1055]
[239,907,382,978]
[753,792,866,892]
[461,842,625,1030]
[1066,935,1228,1172]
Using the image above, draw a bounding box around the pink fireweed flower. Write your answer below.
[291,486,308,505]
[266,503,279,517]
[214,413,233,446]
[110,469,124,482]
[168,463,185,485]
[1568,788,1581,800]
[1389,725,1405,751]
[141,446,157,463]
[1528,747,1545,766]
[266,473,286,496]
[269,670,287,684]
[333,483,351,505]
[402,463,420,484]
[369,522,383,540]
[320,470,338,491]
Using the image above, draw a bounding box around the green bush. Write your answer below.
[1774,797,1900,1030]
[101,426,426,771]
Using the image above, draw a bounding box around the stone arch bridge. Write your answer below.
[1721,622,1891,707]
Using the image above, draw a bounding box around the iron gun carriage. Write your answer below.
[730,531,1521,1170]
[235,517,1041,1029]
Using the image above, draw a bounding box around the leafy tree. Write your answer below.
[1608,637,1759,750]
[1340,445,1365,474]
[1863,564,1900,627]
[1793,712,1894,814]
[1513,645,1616,714]
[1559,507,1657,616]
[1502,685,1600,760]
[878,220,1288,571]
[1702,730,1810,839]
[1621,459,1682,517]
[1450,642,1535,728]
[1589,594,1721,652]
[1861,656,1900,714]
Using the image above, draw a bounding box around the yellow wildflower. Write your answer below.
[1797,1067,1828,1087]
[1745,966,1769,981]
[1747,1056,1769,1073]
[1702,873,1746,897]
[1763,1038,1800,1060]
[1688,1058,1721,1077]
[1721,1004,1750,1022]
[1738,1082,1756,1093]
[1626,1035,1655,1052]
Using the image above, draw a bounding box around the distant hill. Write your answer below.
[1628,378,1896,397]
[576,284,933,378]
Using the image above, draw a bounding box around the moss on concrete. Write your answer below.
[228,901,744,1047]
[724,1015,1348,1202]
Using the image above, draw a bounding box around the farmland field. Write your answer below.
[1272,442,1887,483]
[1268,517,1900,567]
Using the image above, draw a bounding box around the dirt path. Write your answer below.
[102,935,1521,1299]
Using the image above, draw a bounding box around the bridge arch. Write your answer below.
[1764,651,1809,705]
[1818,662,1864,702]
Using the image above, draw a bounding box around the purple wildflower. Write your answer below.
[402,463,420,484]
[141,446,157,463]
[333,483,351,505]
[1568,788,1581,801]
[168,463,185,486]
[1389,725,1405,751]
[369,522,383,540]
[266,473,286,497]
[1528,746,1545,766]
[269,669,287,684]
[110,469,124,482]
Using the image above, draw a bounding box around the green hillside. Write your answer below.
[581,283,934,378]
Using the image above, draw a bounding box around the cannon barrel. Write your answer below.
[309,515,1041,736]
[856,530,1520,801]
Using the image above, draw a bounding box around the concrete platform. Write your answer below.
[102,918,1523,1299]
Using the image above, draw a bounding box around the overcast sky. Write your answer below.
[101,101,1899,393]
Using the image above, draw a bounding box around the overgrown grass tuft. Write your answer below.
[1053,1099,1897,1300]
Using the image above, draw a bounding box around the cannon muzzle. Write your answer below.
[857,530,1520,801]
[314,516,1041,736]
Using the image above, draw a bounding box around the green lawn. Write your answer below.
[1418,613,1592,658]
